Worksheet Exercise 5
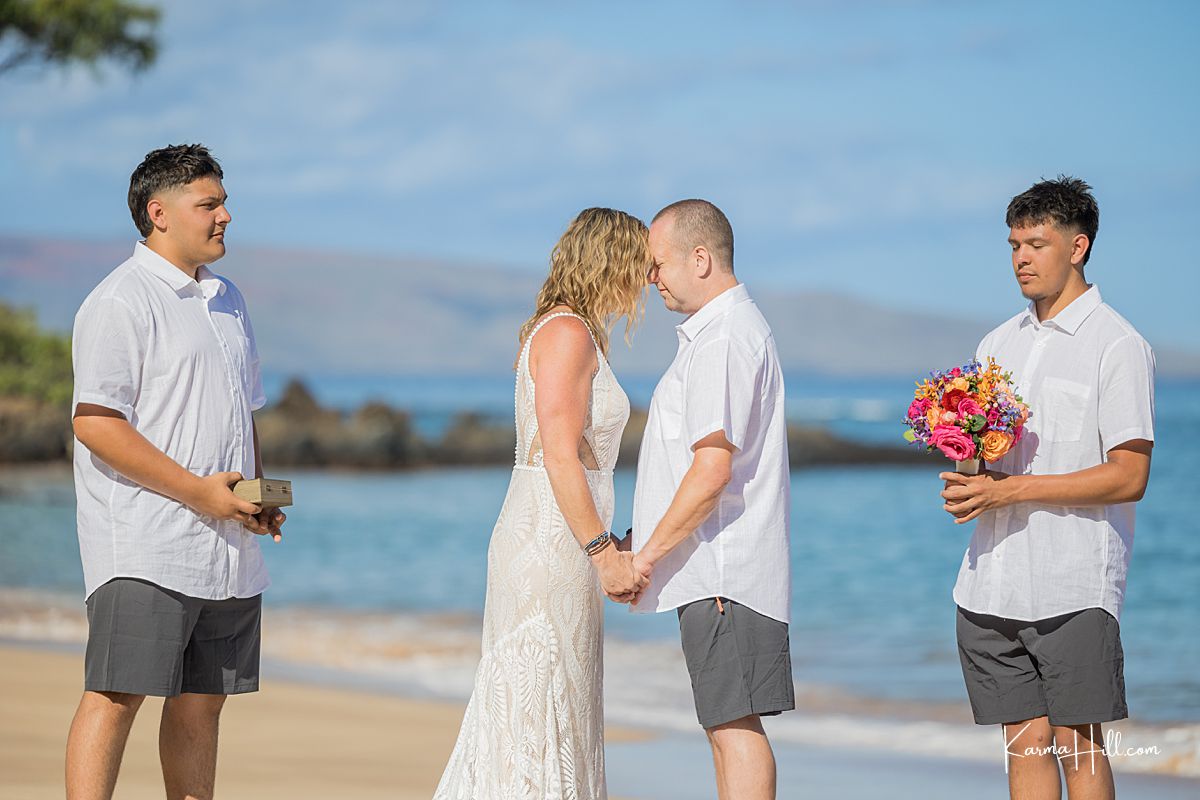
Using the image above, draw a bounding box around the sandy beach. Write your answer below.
[0,642,648,800]
[1,643,469,799]
[5,639,1199,800]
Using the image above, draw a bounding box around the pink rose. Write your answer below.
[938,410,958,425]
[957,397,984,419]
[929,424,977,461]
[908,397,931,420]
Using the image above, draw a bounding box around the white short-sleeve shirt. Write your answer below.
[632,284,792,623]
[953,286,1155,622]
[71,242,270,600]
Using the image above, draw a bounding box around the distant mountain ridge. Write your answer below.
[3,235,1198,378]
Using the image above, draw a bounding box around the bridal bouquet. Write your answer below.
[903,358,1030,474]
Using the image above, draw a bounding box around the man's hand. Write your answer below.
[606,530,651,604]
[254,508,286,543]
[939,470,1016,524]
[632,552,653,582]
[598,549,648,604]
[628,552,654,605]
[187,472,268,533]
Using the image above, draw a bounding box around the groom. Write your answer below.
[629,199,793,800]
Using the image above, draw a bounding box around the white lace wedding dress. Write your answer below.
[433,312,630,800]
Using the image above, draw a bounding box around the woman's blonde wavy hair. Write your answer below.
[516,207,650,366]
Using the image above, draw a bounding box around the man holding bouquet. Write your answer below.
[940,176,1155,800]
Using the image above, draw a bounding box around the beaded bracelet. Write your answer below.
[583,530,613,556]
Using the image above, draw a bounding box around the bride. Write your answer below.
[433,208,652,799]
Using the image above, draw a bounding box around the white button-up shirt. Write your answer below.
[632,284,791,623]
[953,286,1155,622]
[71,242,270,600]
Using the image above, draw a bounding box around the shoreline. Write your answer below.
[3,588,1198,784]
[3,640,1197,800]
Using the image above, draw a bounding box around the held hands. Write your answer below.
[939,470,1015,524]
[631,552,653,589]
[623,530,654,597]
[188,472,280,539]
[595,536,649,604]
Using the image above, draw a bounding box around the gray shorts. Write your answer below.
[85,578,262,697]
[956,606,1127,726]
[678,597,795,729]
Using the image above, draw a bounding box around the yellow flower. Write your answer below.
[951,377,970,392]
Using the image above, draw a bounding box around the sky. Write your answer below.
[1,0,1198,348]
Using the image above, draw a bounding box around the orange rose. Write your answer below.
[980,430,1014,462]
[951,377,970,392]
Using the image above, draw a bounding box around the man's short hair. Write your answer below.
[652,199,734,271]
[128,144,224,237]
[1006,176,1099,265]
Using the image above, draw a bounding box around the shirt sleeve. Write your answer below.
[241,305,267,412]
[1098,334,1155,453]
[71,296,147,420]
[682,336,763,450]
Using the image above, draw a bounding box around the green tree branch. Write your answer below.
[0,0,160,75]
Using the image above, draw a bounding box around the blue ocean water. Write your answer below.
[1,375,1197,722]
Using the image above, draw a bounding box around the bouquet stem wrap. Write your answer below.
[955,458,983,476]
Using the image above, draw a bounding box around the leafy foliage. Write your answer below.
[0,0,160,75]
[0,301,72,405]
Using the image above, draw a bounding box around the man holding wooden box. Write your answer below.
[66,144,286,800]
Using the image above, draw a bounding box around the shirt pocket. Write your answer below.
[1039,377,1091,442]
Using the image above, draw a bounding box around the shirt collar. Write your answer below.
[195,264,226,297]
[678,283,750,341]
[1019,284,1102,335]
[132,241,225,296]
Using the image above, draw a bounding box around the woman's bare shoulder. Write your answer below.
[528,308,596,373]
